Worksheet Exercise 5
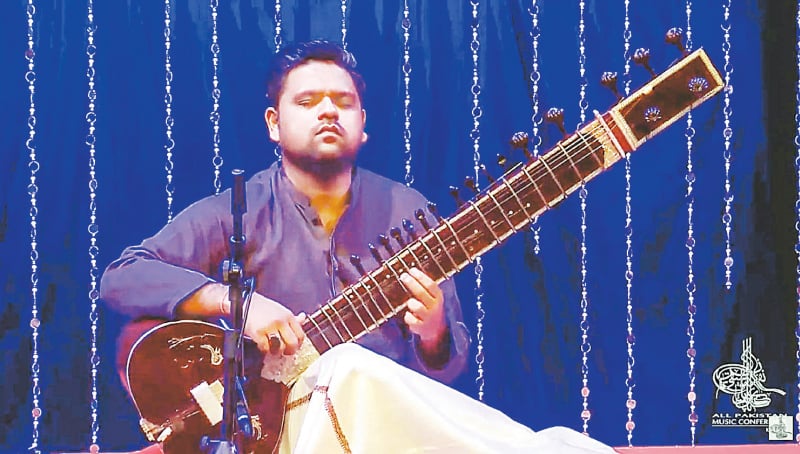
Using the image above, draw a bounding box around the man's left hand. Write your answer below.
[401,267,447,349]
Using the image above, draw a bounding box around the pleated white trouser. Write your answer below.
[278,343,616,454]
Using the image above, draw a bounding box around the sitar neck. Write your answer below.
[301,47,723,356]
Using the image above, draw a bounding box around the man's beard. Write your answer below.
[285,150,356,179]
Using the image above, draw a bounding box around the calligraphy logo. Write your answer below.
[767,415,793,441]
[712,337,785,412]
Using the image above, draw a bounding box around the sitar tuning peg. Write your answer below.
[415,208,432,230]
[390,226,406,247]
[349,254,367,275]
[479,164,496,183]
[368,242,384,263]
[665,27,688,57]
[402,218,418,240]
[464,176,478,194]
[378,234,395,255]
[545,107,567,137]
[449,185,465,207]
[600,71,623,101]
[633,48,657,78]
[426,201,443,222]
[509,131,534,160]
[496,153,510,172]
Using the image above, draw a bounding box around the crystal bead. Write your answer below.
[581,410,591,420]
[30,318,40,329]
[90,444,100,453]
[687,391,696,402]
[626,399,637,409]
[687,348,696,358]
[625,421,635,431]
[32,407,41,418]
[689,412,698,423]
[581,387,590,397]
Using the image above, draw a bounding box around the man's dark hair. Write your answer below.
[265,39,366,106]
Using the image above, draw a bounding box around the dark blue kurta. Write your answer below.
[100,162,470,383]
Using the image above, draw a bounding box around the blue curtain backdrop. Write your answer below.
[1,0,797,451]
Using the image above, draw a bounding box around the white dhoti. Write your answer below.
[278,343,615,454]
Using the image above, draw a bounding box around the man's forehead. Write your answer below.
[282,60,358,92]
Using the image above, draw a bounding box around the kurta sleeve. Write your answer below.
[99,192,232,319]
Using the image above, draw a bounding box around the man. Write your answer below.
[101,39,614,453]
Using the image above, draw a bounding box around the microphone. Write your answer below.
[231,169,247,231]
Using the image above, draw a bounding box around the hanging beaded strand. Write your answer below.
[622,0,637,446]
[273,0,283,160]
[401,0,414,187]
[794,1,800,442]
[469,0,486,402]
[25,1,42,452]
[528,0,542,254]
[340,0,348,50]
[721,0,734,289]
[273,0,282,51]
[683,0,700,445]
[85,1,102,450]
[210,0,223,194]
[575,0,595,435]
[164,0,176,222]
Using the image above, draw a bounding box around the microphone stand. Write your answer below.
[202,169,252,454]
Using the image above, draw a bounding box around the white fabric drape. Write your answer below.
[279,344,616,454]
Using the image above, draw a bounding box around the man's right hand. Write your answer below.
[176,283,306,356]
[240,292,307,356]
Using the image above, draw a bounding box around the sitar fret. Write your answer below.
[339,289,374,333]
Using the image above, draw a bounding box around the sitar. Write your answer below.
[120,46,723,453]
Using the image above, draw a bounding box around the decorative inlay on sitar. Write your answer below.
[122,46,723,453]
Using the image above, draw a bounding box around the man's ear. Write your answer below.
[361,109,368,143]
[265,107,280,143]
